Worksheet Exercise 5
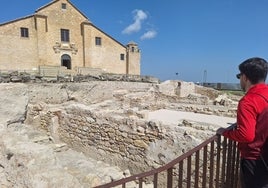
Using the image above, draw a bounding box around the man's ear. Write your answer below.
[243,74,249,82]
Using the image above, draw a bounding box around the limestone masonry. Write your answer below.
[0,0,140,76]
[0,81,240,187]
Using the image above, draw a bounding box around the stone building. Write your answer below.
[0,0,141,76]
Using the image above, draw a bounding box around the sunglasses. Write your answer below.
[236,73,242,79]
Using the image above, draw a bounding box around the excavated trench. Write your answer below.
[0,82,238,187]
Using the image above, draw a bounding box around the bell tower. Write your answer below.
[126,41,141,75]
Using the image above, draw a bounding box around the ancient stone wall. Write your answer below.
[26,101,209,175]
[0,81,238,187]
[27,104,162,173]
[0,71,160,83]
[158,80,196,97]
[13,81,236,176]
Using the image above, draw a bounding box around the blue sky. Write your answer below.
[1,0,268,83]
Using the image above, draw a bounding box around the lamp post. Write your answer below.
[203,70,207,86]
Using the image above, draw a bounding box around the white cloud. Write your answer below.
[140,30,157,40]
[122,9,147,34]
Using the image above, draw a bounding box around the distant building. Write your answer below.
[0,0,141,76]
[203,83,241,91]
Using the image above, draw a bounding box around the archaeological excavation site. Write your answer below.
[0,79,241,187]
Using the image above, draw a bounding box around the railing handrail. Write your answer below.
[94,126,240,188]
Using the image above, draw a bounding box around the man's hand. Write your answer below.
[216,123,236,135]
[216,127,226,135]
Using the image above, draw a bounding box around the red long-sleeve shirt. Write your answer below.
[223,83,268,159]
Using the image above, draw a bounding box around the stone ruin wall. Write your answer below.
[59,107,163,174]
[0,81,240,187]
[25,102,206,175]
[21,80,238,176]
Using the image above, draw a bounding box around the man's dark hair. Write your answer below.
[239,57,268,84]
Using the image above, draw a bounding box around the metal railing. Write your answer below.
[94,129,240,188]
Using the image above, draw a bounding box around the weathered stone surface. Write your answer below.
[0,72,160,84]
[0,83,28,127]
[0,81,240,187]
[0,123,127,188]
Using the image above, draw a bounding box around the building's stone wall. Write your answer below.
[83,24,128,74]
[36,0,85,68]
[0,0,140,75]
[0,17,39,71]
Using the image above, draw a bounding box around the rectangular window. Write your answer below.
[61,29,69,42]
[62,3,67,9]
[120,54,125,61]
[20,27,29,38]
[131,47,135,52]
[95,37,102,46]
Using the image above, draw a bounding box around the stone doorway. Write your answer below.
[61,54,71,69]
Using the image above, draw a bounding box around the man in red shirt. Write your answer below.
[217,57,268,188]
